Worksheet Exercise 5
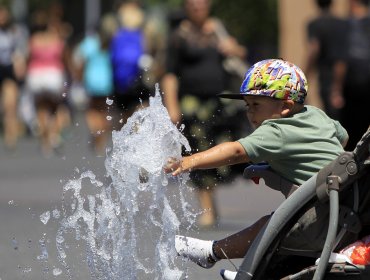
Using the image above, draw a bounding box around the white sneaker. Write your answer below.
[220,269,237,280]
[175,235,218,269]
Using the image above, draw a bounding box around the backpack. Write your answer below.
[110,28,144,94]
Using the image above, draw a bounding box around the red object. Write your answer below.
[351,243,370,265]
[340,235,370,265]
[251,177,260,184]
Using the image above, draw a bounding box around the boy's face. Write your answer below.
[244,96,285,129]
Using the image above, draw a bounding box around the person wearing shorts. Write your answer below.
[0,5,27,149]
[25,9,68,156]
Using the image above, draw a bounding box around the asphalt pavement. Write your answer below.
[0,113,284,280]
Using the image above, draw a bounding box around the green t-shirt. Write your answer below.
[238,105,348,185]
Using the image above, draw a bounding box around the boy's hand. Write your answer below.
[163,142,249,176]
[164,157,184,176]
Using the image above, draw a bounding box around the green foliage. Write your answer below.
[0,0,10,8]
[28,0,53,11]
[212,0,278,45]
[144,0,278,59]
[144,0,183,8]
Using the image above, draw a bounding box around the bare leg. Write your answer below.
[56,104,71,134]
[2,79,20,149]
[36,108,52,155]
[50,108,62,149]
[197,188,217,227]
[213,215,271,259]
[86,108,110,155]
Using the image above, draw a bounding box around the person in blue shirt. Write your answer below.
[77,16,114,155]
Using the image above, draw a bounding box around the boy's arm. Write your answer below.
[165,141,249,176]
[333,119,349,148]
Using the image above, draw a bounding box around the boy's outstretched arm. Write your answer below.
[164,141,249,176]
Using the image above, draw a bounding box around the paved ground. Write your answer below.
[0,113,284,280]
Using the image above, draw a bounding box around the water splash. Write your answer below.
[45,84,195,279]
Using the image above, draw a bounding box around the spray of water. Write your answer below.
[43,84,196,279]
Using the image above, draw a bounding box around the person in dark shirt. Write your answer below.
[0,5,27,150]
[340,0,370,150]
[161,0,247,227]
[305,0,347,120]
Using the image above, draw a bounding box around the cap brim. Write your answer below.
[217,92,245,100]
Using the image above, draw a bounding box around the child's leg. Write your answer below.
[213,215,270,259]
[175,215,271,268]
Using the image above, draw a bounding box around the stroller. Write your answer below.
[222,127,370,280]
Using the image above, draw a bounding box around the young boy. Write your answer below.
[164,59,348,270]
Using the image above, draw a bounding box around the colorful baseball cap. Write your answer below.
[218,59,308,104]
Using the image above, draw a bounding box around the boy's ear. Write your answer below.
[281,100,295,116]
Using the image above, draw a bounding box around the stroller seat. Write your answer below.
[230,126,370,280]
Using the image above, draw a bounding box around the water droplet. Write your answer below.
[53,268,62,276]
[12,237,18,250]
[52,209,60,219]
[106,98,114,105]
[56,235,64,244]
[40,211,50,225]
[23,267,32,273]
[37,236,49,260]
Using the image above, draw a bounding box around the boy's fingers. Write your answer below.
[163,158,180,174]
[164,165,175,173]
[172,168,182,176]
[163,158,184,176]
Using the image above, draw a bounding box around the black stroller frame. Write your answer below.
[233,127,370,280]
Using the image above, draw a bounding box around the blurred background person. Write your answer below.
[304,0,347,121]
[110,0,150,129]
[339,0,370,150]
[0,4,27,150]
[140,4,168,94]
[161,0,248,228]
[75,15,115,156]
[25,9,69,157]
[47,1,73,136]
[47,0,73,41]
